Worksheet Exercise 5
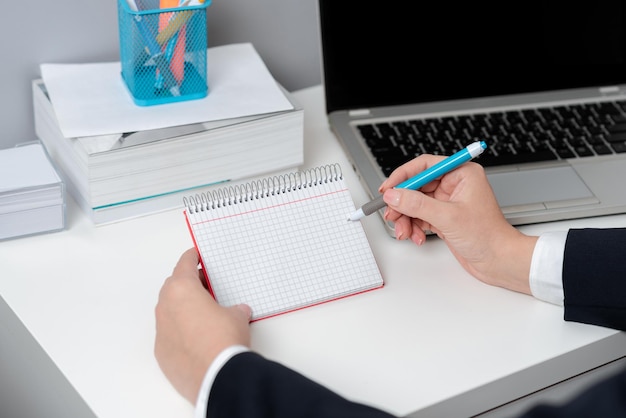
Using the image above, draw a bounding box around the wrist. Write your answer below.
[471,228,537,295]
[491,230,537,295]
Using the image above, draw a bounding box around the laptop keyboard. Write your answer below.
[357,100,626,177]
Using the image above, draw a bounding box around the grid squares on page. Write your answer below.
[186,170,382,320]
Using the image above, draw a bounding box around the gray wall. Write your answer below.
[0,0,321,150]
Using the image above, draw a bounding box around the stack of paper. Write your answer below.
[33,43,304,224]
[0,142,65,240]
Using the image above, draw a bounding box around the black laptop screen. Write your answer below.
[319,1,626,113]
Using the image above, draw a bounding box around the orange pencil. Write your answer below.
[158,0,185,84]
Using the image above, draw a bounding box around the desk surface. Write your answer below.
[2,85,626,418]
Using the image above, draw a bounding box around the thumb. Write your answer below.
[383,188,451,228]
[232,304,252,321]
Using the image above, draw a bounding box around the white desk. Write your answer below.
[2,85,626,418]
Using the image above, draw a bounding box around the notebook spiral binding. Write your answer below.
[184,163,343,213]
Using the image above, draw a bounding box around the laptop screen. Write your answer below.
[319,1,626,114]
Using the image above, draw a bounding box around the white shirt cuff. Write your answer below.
[529,231,567,306]
[194,345,250,418]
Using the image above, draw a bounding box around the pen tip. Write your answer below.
[348,207,365,222]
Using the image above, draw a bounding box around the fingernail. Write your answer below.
[384,189,401,207]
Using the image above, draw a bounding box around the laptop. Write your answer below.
[318,1,626,235]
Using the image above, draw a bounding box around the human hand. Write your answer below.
[380,155,536,295]
[154,248,252,403]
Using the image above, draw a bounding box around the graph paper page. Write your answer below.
[184,165,383,320]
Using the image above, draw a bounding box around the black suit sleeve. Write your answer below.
[562,228,626,331]
[208,352,626,418]
[207,351,394,418]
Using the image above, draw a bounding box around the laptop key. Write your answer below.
[378,155,416,176]
[554,146,576,159]
[611,142,626,153]
[593,144,613,155]
[610,114,626,123]
[357,125,380,140]
[572,146,594,157]
[606,122,626,133]
[568,138,594,157]
[476,145,558,167]
[606,132,626,143]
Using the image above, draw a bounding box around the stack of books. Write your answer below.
[33,47,303,224]
[0,141,65,240]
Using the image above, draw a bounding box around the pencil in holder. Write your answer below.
[117,0,210,106]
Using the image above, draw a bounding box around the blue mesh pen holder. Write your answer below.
[118,0,210,106]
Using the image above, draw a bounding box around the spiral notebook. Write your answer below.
[183,163,383,321]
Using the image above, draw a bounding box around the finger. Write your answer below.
[233,304,252,321]
[394,214,428,244]
[383,188,454,230]
[392,214,412,240]
[408,218,428,245]
[172,248,201,279]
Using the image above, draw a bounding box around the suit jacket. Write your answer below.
[207,228,626,418]
[563,228,626,330]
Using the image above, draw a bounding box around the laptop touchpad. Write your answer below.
[487,166,599,212]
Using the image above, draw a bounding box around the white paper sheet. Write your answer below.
[40,43,294,138]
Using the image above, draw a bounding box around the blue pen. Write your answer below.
[155,31,179,89]
[348,141,487,221]
[132,14,181,96]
